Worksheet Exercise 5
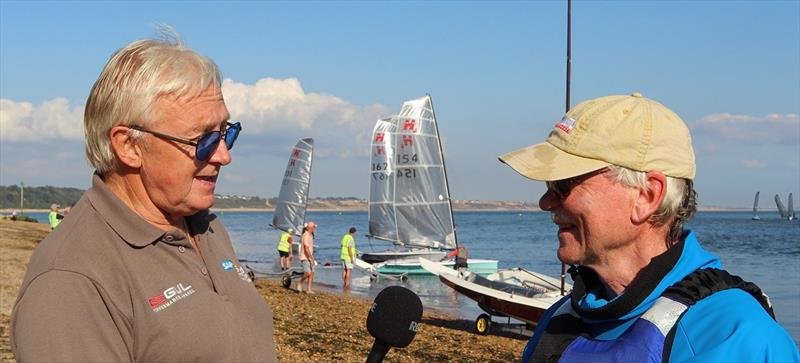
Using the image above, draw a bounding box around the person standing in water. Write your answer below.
[277,228,294,271]
[340,227,357,288]
[299,222,317,293]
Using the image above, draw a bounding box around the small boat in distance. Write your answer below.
[752,191,761,220]
[775,194,789,219]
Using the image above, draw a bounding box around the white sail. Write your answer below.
[775,194,789,219]
[788,193,795,221]
[752,191,760,220]
[272,138,314,234]
[367,96,456,250]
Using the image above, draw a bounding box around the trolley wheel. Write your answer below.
[281,274,292,289]
[475,314,491,335]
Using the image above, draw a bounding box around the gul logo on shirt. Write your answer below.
[555,115,576,134]
[147,282,195,312]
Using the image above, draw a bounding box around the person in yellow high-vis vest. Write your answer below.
[340,227,357,288]
[277,228,294,271]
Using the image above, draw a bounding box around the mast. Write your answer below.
[427,94,459,248]
[560,0,572,296]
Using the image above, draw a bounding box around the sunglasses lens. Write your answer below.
[196,132,221,161]
[546,180,571,198]
[225,123,241,150]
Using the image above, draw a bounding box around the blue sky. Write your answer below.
[1,1,798,208]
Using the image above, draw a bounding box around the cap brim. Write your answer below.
[499,142,610,181]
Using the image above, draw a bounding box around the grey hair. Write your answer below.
[607,165,697,245]
[84,26,221,174]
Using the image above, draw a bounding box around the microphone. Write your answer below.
[365,285,423,363]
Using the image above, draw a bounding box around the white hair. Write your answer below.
[607,165,697,244]
[84,26,221,174]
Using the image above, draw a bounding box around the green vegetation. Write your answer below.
[0,185,84,209]
[0,185,275,210]
[0,215,39,223]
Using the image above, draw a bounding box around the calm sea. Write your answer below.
[25,210,800,343]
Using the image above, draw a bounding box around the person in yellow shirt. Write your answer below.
[48,204,64,230]
[277,228,294,271]
[340,227,357,288]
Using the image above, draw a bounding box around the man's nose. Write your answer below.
[539,188,561,212]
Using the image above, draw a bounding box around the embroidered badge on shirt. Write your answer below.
[221,259,252,282]
[148,282,196,312]
[221,259,234,270]
[555,115,576,134]
[234,264,253,282]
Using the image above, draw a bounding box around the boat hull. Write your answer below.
[361,250,446,264]
[439,277,547,324]
[376,258,498,275]
[419,258,569,325]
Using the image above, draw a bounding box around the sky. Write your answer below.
[1,1,798,208]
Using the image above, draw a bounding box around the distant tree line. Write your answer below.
[0,185,84,210]
[0,185,276,210]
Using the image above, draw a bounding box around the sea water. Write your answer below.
[219,210,800,344]
[25,210,800,343]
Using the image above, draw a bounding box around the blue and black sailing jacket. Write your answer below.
[521,231,800,363]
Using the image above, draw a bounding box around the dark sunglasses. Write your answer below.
[546,168,609,199]
[130,122,241,161]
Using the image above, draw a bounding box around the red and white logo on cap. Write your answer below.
[555,115,576,134]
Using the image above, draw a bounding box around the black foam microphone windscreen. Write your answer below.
[367,285,423,348]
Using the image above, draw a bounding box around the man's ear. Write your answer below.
[109,126,143,169]
[631,171,667,224]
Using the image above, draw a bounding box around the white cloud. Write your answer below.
[221,77,391,159]
[742,159,767,169]
[1,77,395,160]
[0,98,84,141]
[692,112,799,145]
[0,97,83,141]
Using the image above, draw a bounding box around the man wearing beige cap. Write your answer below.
[501,93,798,362]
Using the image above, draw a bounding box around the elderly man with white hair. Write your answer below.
[501,93,798,362]
[11,29,277,362]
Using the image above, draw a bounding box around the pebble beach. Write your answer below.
[0,219,526,362]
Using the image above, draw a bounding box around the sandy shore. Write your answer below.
[0,219,525,362]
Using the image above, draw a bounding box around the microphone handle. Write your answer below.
[365,339,391,363]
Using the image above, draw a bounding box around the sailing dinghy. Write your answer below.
[248,138,313,282]
[271,138,314,244]
[775,194,789,219]
[752,191,761,220]
[362,95,497,275]
[420,258,570,335]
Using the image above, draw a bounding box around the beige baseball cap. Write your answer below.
[499,93,695,181]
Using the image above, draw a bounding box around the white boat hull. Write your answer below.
[420,258,570,325]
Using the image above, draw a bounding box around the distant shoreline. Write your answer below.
[0,206,759,214]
